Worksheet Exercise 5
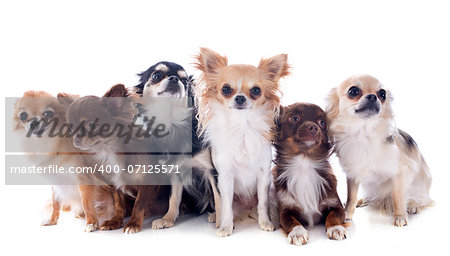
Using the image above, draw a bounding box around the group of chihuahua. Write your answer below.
[14,48,433,245]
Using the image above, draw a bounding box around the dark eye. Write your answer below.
[19,112,28,122]
[348,86,361,98]
[222,84,233,96]
[319,120,326,128]
[250,86,261,98]
[88,122,96,130]
[180,77,188,84]
[43,110,54,118]
[152,71,163,81]
[289,115,300,123]
[377,89,386,102]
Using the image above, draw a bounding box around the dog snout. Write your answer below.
[168,76,179,83]
[29,120,40,130]
[366,94,377,103]
[306,124,319,135]
[234,95,246,105]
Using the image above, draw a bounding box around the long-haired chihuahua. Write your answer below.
[194,48,289,236]
[326,74,432,226]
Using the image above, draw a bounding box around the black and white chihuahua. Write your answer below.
[134,61,217,230]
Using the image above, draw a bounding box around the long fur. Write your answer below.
[194,48,289,236]
[325,74,432,225]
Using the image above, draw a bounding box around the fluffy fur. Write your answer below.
[135,61,215,230]
[325,74,432,227]
[14,91,115,230]
[65,84,165,233]
[273,103,347,245]
[194,47,289,237]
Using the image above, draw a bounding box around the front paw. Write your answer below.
[288,226,309,246]
[394,215,408,227]
[152,218,175,230]
[259,220,275,232]
[326,225,348,240]
[216,226,233,237]
[84,223,99,232]
[207,212,216,223]
[100,219,122,231]
[123,221,142,234]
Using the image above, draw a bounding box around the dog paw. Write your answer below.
[288,226,309,246]
[407,206,424,215]
[394,215,408,227]
[123,221,142,234]
[216,226,233,237]
[84,223,98,232]
[152,218,175,230]
[100,219,122,231]
[207,212,216,223]
[259,220,275,232]
[326,225,347,240]
[41,219,58,226]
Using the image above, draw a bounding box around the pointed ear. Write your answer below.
[102,84,128,112]
[103,84,128,97]
[258,54,290,82]
[57,92,79,106]
[194,47,228,74]
[325,87,340,120]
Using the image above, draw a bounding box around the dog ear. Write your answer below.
[57,92,79,106]
[103,84,128,97]
[258,54,290,82]
[102,84,128,112]
[194,47,228,74]
[325,87,340,120]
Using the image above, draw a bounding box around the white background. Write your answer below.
[1,0,449,255]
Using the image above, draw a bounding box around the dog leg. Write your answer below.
[41,187,61,226]
[345,178,359,220]
[216,173,234,237]
[393,170,408,227]
[78,185,99,232]
[257,170,275,232]
[152,182,182,229]
[100,189,126,230]
[124,186,159,234]
[325,207,348,240]
[208,174,221,228]
[280,209,309,246]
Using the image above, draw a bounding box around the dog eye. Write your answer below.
[152,71,163,82]
[289,115,300,123]
[222,84,233,96]
[377,89,386,102]
[250,86,261,98]
[42,110,54,118]
[19,112,28,122]
[180,77,188,84]
[318,120,326,128]
[87,122,96,130]
[347,86,361,98]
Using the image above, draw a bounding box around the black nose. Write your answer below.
[307,124,318,134]
[168,76,179,82]
[234,95,246,105]
[366,94,377,103]
[30,120,39,130]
